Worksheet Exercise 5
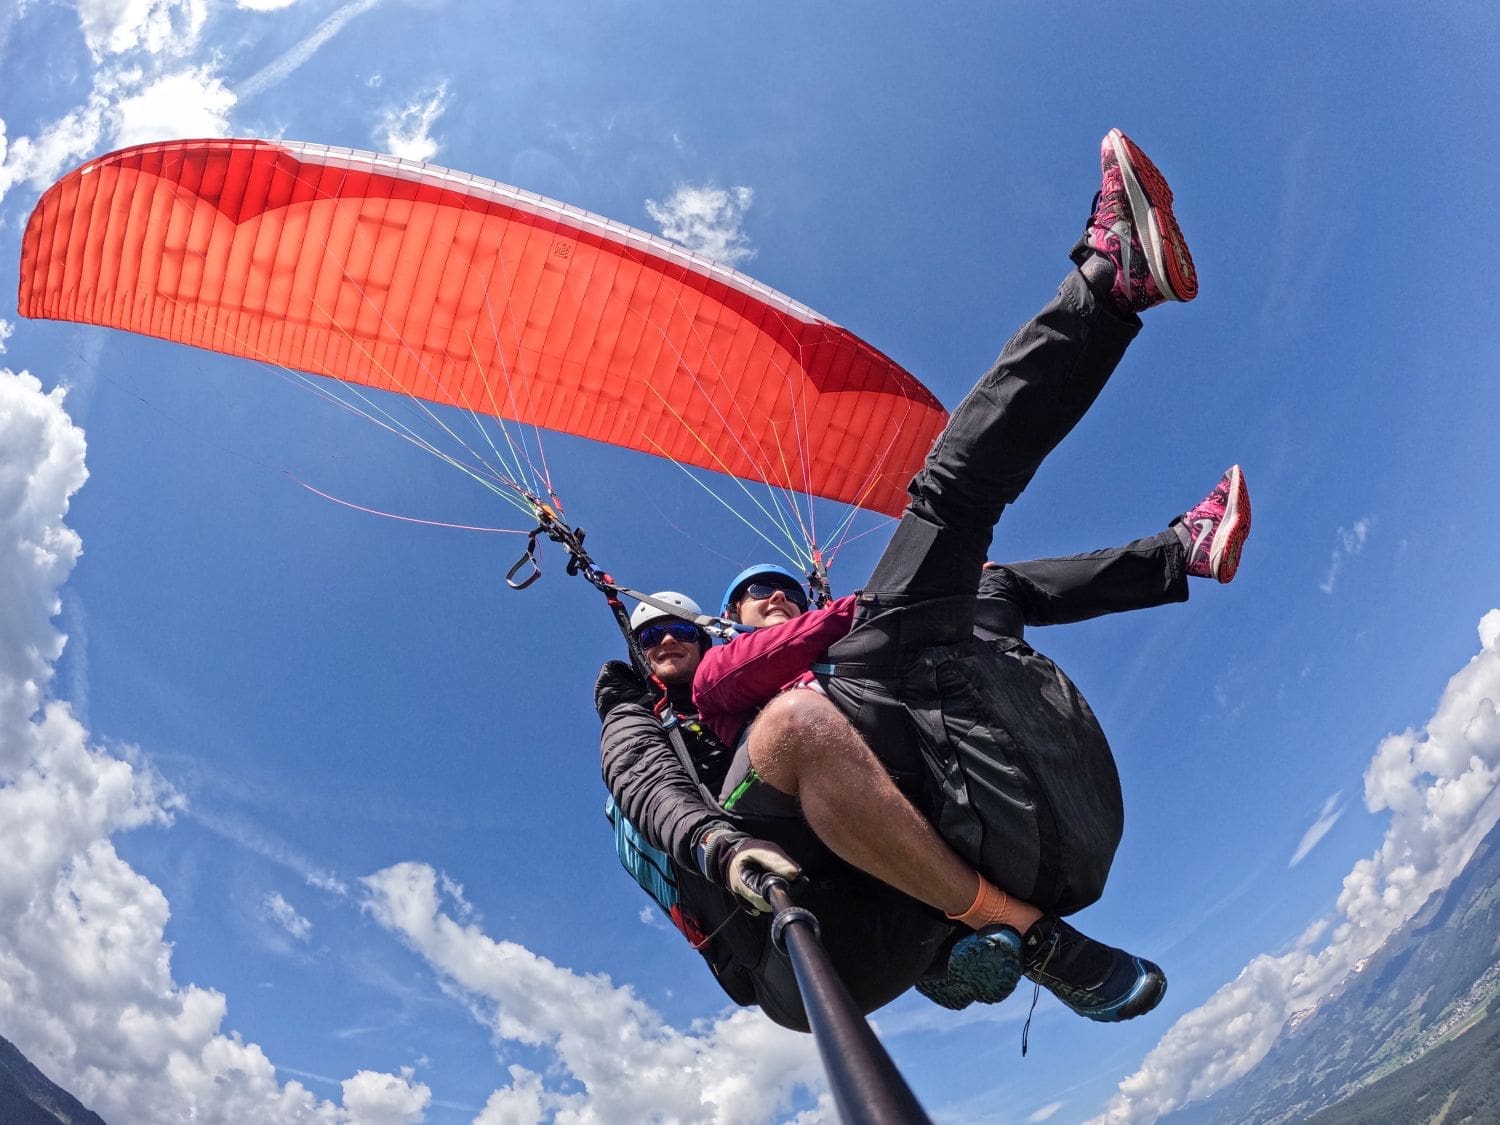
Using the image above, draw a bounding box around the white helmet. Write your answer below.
[630,591,703,632]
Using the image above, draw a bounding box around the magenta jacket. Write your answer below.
[692,594,858,745]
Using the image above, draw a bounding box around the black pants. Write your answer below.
[823,269,1143,914]
[977,527,1186,643]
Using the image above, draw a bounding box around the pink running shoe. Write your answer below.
[1079,129,1199,313]
[1181,465,1251,583]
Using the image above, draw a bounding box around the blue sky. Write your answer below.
[2,2,1499,1122]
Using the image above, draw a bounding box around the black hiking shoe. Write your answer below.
[1020,915,1166,1022]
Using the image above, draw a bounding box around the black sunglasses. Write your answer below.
[635,620,702,649]
[737,581,809,609]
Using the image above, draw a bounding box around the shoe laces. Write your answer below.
[1025,922,1061,976]
[1020,980,1042,1057]
[1083,191,1109,243]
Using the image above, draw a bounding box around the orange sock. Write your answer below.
[947,877,1009,929]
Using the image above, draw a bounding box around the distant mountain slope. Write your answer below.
[1162,816,1500,1124]
[0,1033,106,1124]
[1304,1002,1500,1125]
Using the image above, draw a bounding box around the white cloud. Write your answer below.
[1,56,236,212]
[1288,791,1345,867]
[0,318,13,353]
[340,1068,430,1124]
[0,99,108,208]
[112,64,236,148]
[0,368,429,1123]
[646,184,758,266]
[74,0,208,60]
[374,83,449,163]
[0,373,86,759]
[5,0,260,203]
[362,861,827,1123]
[238,0,300,10]
[1028,1100,1066,1122]
[0,5,245,216]
[1319,516,1371,594]
[0,361,825,1124]
[262,892,313,942]
[1094,608,1500,1123]
[473,1067,548,1125]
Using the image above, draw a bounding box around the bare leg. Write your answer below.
[746,690,1041,933]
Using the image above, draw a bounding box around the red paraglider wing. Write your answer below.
[18,139,945,517]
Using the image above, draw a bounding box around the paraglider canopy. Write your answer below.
[18,138,946,518]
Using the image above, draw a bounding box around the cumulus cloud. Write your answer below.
[0,59,234,210]
[0,99,108,208]
[0,359,821,1122]
[1288,791,1345,867]
[0,1,247,213]
[0,368,433,1124]
[112,65,236,147]
[1094,608,1500,1123]
[74,0,208,60]
[0,373,87,756]
[0,318,12,353]
[1319,517,1371,594]
[340,1068,430,1124]
[363,861,827,1123]
[374,83,450,162]
[646,184,758,266]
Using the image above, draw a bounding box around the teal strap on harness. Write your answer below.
[604,796,678,916]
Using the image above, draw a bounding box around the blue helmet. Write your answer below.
[720,563,809,619]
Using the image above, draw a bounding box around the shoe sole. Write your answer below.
[915,975,975,1011]
[949,930,1022,1005]
[1107,129,1198,302]
[1210,465,1251,583]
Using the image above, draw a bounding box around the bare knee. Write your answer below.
[746,690,866,793]
[755,689,844,741]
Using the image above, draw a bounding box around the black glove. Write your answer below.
[594,660,653,721]
[694,822,801,913]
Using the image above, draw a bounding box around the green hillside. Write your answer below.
[1306,1001,1500,1125]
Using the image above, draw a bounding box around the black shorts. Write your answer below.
[709,867,954,1032]
[708,730,955,1030]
